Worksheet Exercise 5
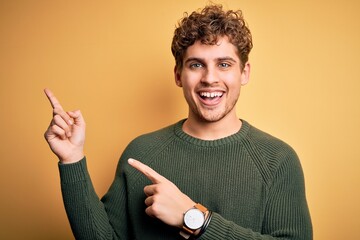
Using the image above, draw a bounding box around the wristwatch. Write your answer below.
[179,203,207,239]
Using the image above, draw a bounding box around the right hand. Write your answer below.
[44,88,85,164]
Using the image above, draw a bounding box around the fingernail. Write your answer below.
[128,158,134,164]
[68,120,74,125]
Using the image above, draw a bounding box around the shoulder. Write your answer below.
[120,121,179,162]
[246,123,297,159]
[131,123,176,147]
[243,121,302,184]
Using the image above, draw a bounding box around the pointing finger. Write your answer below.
[44,88,74,125]
[44,88,64,110]
[128,158,165,184]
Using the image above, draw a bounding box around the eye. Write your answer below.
[219,62,230,68]
[190,63,203,69]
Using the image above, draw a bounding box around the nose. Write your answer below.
[201,67,219,85]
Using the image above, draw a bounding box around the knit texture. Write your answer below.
[59,119,312,239]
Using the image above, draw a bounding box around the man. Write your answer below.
[44,4,312,240]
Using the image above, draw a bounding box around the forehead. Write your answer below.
[183,36,240,62]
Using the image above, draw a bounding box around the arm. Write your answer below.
[59,158,123,239]
[129,153,312,240]
[44,89,126,239]
[197,151,313,240]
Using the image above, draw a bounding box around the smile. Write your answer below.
[199,91,223,99]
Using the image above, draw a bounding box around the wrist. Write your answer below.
[59,152,84,164]
[180,203,211,239]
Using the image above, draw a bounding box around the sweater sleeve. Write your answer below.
[59,157,128,240]
[199,150,312,240]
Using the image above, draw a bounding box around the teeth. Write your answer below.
[200,92,223,98]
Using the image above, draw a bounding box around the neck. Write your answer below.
[182,114,242,140]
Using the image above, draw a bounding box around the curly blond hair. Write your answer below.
[171,4,253,71]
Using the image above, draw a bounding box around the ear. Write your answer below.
[240,62,251,86]
[174,66,182,87]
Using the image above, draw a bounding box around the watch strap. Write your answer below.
[194,203,207,213]
[179,230,192,239]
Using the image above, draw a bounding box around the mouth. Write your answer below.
[199,91,223,99]
[198,91,224,105]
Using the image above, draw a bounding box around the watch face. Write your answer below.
[184,208,205,230]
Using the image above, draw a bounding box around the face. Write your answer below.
[175,36,250,123]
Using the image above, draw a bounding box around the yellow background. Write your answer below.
[1,0,359,239]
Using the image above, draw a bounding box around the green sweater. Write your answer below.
[59,120,312,239]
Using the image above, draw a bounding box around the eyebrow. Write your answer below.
[184,56,238,64]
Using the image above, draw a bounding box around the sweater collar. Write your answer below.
[174,119,250,147]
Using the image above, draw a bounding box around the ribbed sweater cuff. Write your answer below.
[58,157,89,183]
[200,212,240,239]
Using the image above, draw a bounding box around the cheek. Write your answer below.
[224,72,243,86]
[180,79,198,102]
[180,73,198,89]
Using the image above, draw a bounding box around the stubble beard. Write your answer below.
[191,96,239,123]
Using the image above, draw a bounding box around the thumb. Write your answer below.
[67,110,85,126]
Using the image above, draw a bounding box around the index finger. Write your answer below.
[44,88,63,110]
[128,158,165,184]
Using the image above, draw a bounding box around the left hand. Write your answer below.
[128,158,195,228]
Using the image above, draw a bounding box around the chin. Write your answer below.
[198,112,227,123]
[197,105,237,123]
